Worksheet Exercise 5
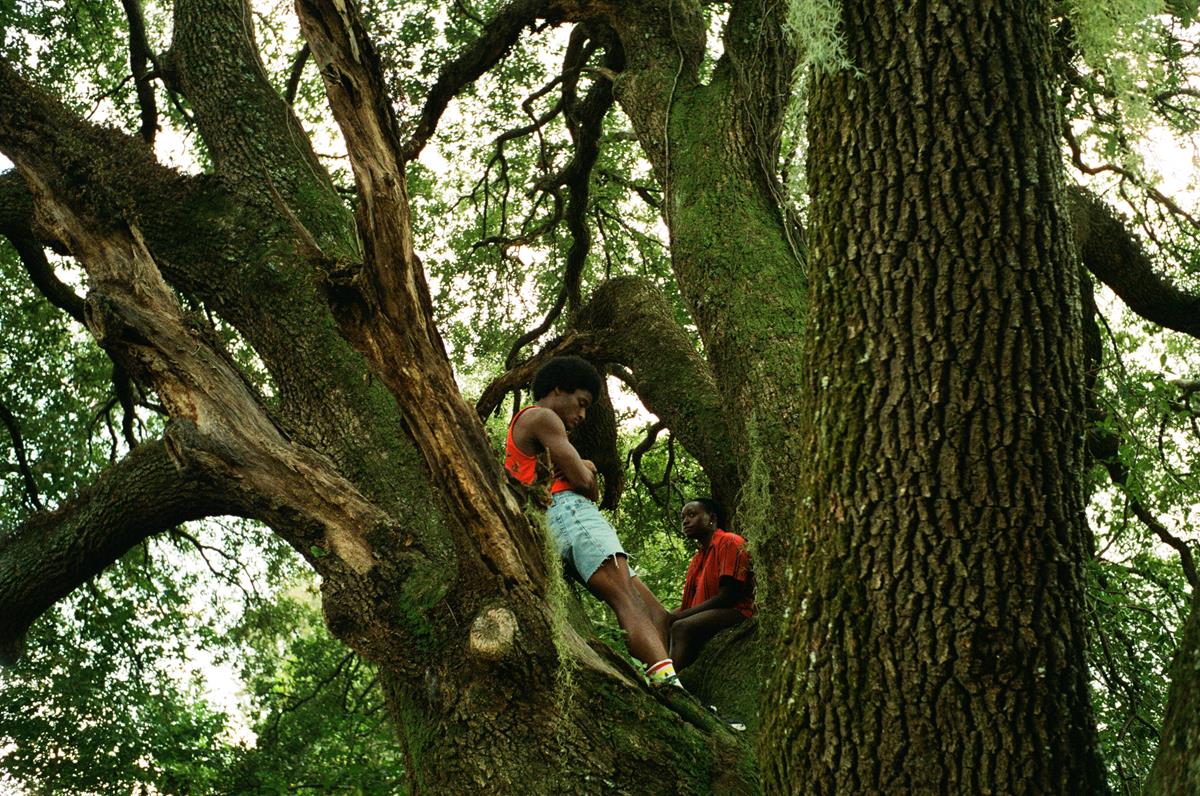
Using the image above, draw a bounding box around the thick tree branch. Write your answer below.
[1070,185,1200,340]
[0,170,37,242]
[171,0,345,221]
[285,43,311,106]
[2,128,446,678]
[0,61,233,299]
[715,0,797,168]
[119,0,160,144]
[601,0,706,180]
[1148,586,1200,793]
[298,0,554,593]
[0,61,436,516]
[0,439,238,663]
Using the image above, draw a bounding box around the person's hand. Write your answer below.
[581,458,598,474]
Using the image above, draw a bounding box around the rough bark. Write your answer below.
[678,618,763,734]
[764,3,1107,793]
[574,277,741,509]
[1146,592,1200,794]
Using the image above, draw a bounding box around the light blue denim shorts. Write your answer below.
[545,491,632,583]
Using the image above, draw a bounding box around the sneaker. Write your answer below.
[653,672,686,690]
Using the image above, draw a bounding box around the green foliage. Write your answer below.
[0,244,126,524]
[1088,551,1190,794]
[1082,284,1200,789]
[1167,0,1200,24]
[215,580,406,795]
[0,546,233,794]
[0,521,405,794]
[6,0,1200,790]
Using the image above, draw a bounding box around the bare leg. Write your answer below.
[585,556,669,666]
[669,609,745,670]
[631,575,671,649]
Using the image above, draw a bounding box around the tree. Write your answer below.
[2,0,1200,793]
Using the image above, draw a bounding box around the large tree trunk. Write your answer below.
[762,3,1108,792]
[1146,591,1200,794]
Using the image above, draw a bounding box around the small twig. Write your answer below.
[169,526,261,603]
[0,397,43,511]
[452,0,484,26]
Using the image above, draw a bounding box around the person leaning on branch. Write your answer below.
[670,498,754,670]
[504,356,681,687]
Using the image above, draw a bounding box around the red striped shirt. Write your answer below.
[504,406,573,494]
[681,529,755,618]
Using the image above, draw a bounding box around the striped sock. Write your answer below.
[647,658,681,687]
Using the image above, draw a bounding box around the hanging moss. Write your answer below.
[523,503,578,709]
[784,0,855,75]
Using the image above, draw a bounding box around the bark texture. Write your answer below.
[1147,592,1200,794]
[763,3,1108,793]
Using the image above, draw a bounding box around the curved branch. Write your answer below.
[1087,423,1199,591]
[401,0,553,161]
[559,26,618,315]
[505,288,569,370]
[8,236,86,323]
[0,439,239,663]
[1069,185,1200,340]
[501,27,618,367]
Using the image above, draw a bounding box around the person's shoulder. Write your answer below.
[514,405,560,429]
[716,529,748,548]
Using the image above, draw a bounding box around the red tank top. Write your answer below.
[505,406,573,494]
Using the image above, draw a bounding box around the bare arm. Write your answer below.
[521,408,598,500]
[670,576,747,622]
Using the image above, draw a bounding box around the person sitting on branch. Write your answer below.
[504,356,679,687]
[670,498,755,670]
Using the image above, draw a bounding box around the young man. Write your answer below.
[669,498,754,670]
[505,356,679,686]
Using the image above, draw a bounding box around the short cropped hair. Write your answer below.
[688,497,726,528]
[531,356,603,400]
